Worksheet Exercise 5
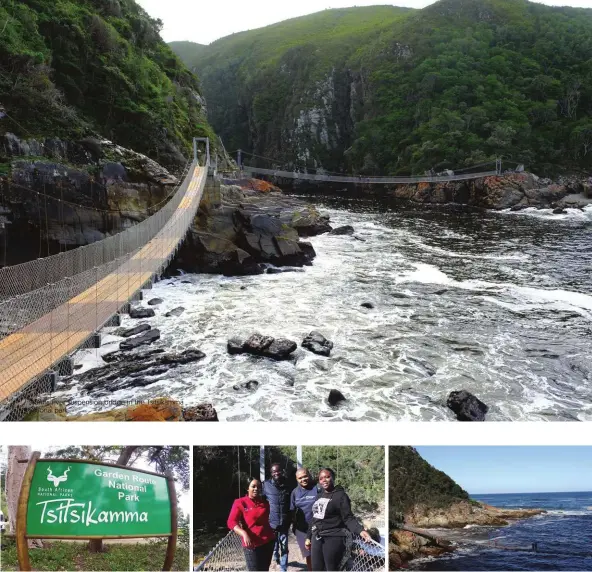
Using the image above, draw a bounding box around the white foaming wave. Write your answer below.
[545,509,591,516]
[500,204,592,221]
[404,234,529,261]
[399,262,453,285]
[399,262,592,319]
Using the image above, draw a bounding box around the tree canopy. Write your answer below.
[0,0,215,166]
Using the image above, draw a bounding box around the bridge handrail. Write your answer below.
[0,160,198,302]
[243,166,499,184]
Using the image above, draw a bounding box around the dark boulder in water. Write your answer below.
[302,331,334,357]
[243,333,274,354]
[165,306,185,318]
[328,389,347,406]
[266,338,298,360]
[553,207,567,214]
[228,333,298,361]
[330,225,355,235]
[447,390,488,421]
[148,297,164,306]
[361,302,374,309]
[233,380,260,392]
[79,348,206,394]
[183,404,219,421]
[129,307,155,319]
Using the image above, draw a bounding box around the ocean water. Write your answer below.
[60,196,592,421]
[413,491,592,571]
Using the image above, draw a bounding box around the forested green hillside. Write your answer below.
[389,447,469,525]
[168,41,207,69]
[173,0,592,175]
[0,0,214,166]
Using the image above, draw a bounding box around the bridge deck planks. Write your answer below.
[0,167,206,403]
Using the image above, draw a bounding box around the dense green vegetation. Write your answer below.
[168,41,207,67]
[389,447,469,526]
[0,0,214,166]
[173,0,592,175]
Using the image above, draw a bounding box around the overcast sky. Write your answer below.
[136,0,592,45]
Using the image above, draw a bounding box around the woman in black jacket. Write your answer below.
[304,468,372,571]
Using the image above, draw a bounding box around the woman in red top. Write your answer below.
[227,478,276,571]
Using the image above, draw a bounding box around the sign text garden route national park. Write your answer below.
[16,452,178,571]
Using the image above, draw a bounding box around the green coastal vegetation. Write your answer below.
[0,0,214,166]
[172,0,592,176]
[389,447,470,526]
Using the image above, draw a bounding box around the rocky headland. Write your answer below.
[390,501,546,569]
[171,177,331,276]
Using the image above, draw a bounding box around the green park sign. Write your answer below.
[27,460,172,536]
[16,453,177,571]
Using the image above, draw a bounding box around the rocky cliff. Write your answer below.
[0,133,179,265]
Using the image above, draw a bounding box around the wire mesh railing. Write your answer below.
[242,166,499,184]
[0,161,193,301]
[0,160,207,420]
[194,530,385,571]
[195,531,246,571]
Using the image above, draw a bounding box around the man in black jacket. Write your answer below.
[305,468,372,571]
[263,463,291,571]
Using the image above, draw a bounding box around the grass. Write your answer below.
[1,537,190,571]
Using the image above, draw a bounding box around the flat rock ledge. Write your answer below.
[69,348,206,395]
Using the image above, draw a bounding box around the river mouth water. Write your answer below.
[66,194,592,421]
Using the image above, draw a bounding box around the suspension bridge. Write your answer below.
[237,151,510,184]
[0,144,511,420]
[0,138,209,420]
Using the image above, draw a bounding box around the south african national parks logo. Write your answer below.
[46,466,71,488]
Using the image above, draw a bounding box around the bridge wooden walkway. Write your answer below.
[0,165,206,410]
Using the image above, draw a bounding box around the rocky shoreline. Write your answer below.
[280,171,592,211]
[389,501,546,569]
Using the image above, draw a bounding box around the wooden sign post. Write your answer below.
[16,452,177,571]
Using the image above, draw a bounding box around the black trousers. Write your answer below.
[243,539,275,571]
[311,535,346,571]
